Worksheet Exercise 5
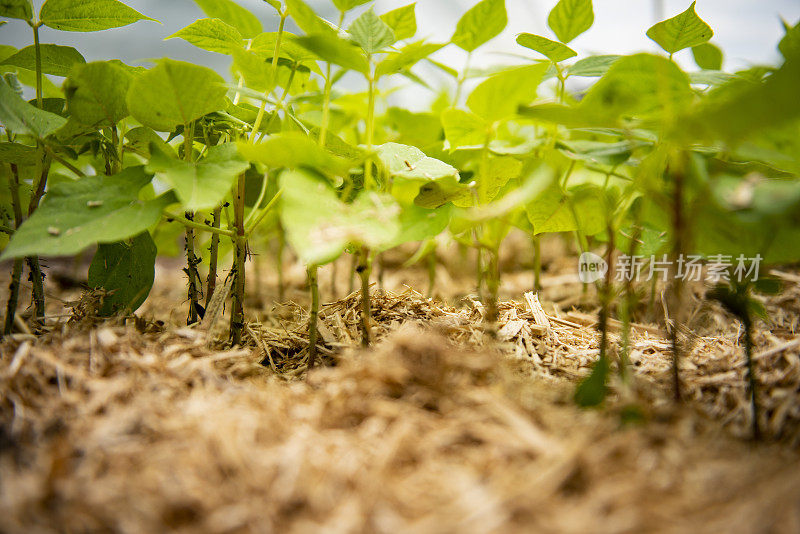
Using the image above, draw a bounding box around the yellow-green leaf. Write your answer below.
[40,0,157,32]
[646,2,713,55]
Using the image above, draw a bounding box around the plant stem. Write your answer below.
[205,208,221,309]
[486,247,500,339]
[27,154,52,324]
[364,68,376,189]
[454,51,472,105]
[532,235,542,291]
[32,23,43,108]
[307,265,320,372]
[669,160,686,403]
[743,316,761,440]
[3,163,25,335]
[165,212,234,238]
[277,224,285,302]
[249,13,286,142]
[230,173,247,345]
[357,247,372,347]
[182,124,201,325]
[185,214,201,324]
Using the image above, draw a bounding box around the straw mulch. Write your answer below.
[2,283,800,532]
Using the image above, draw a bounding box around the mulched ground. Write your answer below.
[1,245,800,533]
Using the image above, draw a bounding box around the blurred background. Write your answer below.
[2,0,799,109]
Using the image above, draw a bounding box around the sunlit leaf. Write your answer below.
[376,142,465,207]
[646,1,713,55]
[349,8,395,54]
[516,33,576,63]
[381,3,417,41]
[1,166,172,259]
[692,42,723,70]
[147,143,249,212]
[467,63,548,122]
[0,0,32,21]
[0,44,85,76]
[567,54,620,77]
[167,18,244,55]
[40,0,157,32]
[127,58,227,132]
[442,108,488,149]
[65,61,132,126]
[451,0,507,52]
[548,0,594,44]
[191,0,261,39]
[0,76,66,137]
[238,133,351,180]
[295,33,369,74]
[375,41,443,78]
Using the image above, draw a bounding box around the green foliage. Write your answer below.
[376,143,464,207]
[451,0,507,52]
[381,3,417,41]
[692,42,723,70]
[0,44,85,77]
[547,0,594,44]
[0,77,66,137]
[467,64,548,122]
[127,58,227,132]
[779,19,800,60]
[284,0,333,36]
[1,167,172,259]
[40,0,157,32]
[332,0,370,12]
[295,33,368,74]
[167,18,244,55]
[574,356,609,407]
[646,2,712,55]
[65,61,132,126]
[237,134,351,179]
[279,169,400,265]
[516,34,576,63]
[442,108,487,149]
[349,8,395,54]
[147,143,249,212]
[88,232,157,316]
[0,0,33,21]
[191,0,261,39]
[375,41,443,79]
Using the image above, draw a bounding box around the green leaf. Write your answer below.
[779,18,800,60]
[525,179,604,236]
[646,2,713,55]
[388,204,452,250]
[0,77,66,137]
[1,166,172,259]
[147,143,249,212]
[124,126,173,159]
[381,3,417,41]
[167,18,244,55]
[0,0,32,21]
[442,108,488,149]
[375,41,443,79]
[232,49,274,92]
[191,0,261,39]
[64,61,132,126]
[349,8,395,54]
[0,142,39,165]
[467,63,548,122]
[279,169,400,265]
[574,356,609,407]
[0,44,85,76]
[567,54,620,77]
[516,33,576,63]
[692,42,723,70]
[451,0,507,52]
[453,156,521,208]
[252,31,318,64]
[376,143,465,207]
[40,0,157,32]
[127,58,227,132]
[682,55,800,143]
[579,53,693,124]
[294,33,369,74]
[88,232,156,316]
[238,133,350,180]
[285,0,335,37]
[557,139,643,166]
[332,0,370,11]
[547,0,594,44]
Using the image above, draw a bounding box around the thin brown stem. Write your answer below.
[358,247,372,347]
[205,208,221,309]
[306,265,320,372]
[230,174,247,345]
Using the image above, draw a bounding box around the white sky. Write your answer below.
[2,0,798,108]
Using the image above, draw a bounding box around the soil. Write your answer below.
[1,238,800,533]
